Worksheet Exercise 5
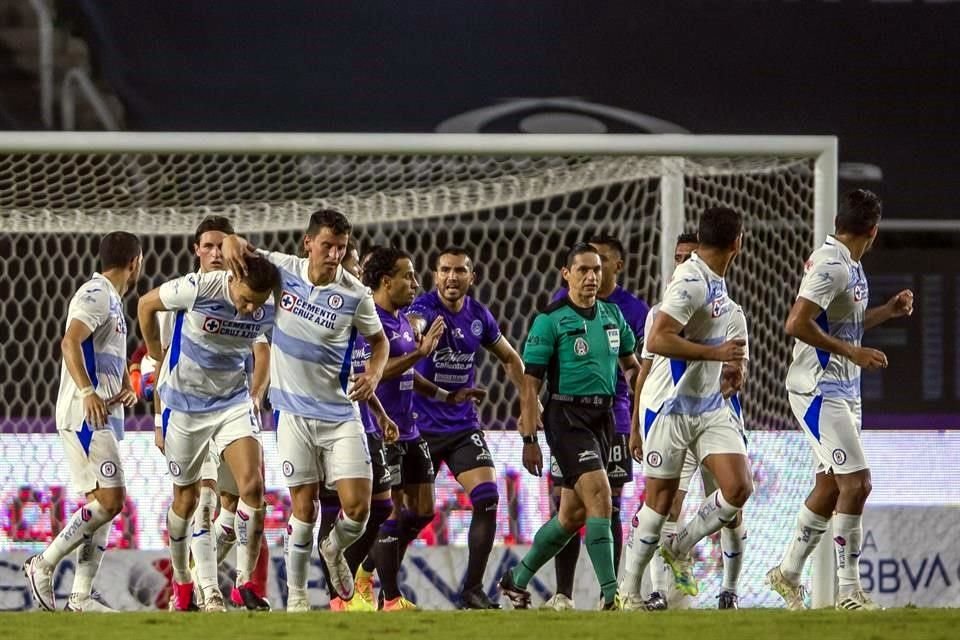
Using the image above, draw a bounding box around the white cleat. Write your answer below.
[618,592,649,612]
[23,555,56,611]
[319,536,354,601]
[836,590,882,611]
[65,593,117,613]
[203,590,227,612]
[541,593,576,611]
[765,566,807,611]
[287,587,310,612]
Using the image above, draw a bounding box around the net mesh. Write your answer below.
[0,152,813,433]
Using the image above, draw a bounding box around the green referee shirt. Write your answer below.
[523,296,637,396]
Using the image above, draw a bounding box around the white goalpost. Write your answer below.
[0,132,838,607]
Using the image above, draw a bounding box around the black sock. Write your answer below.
[371,518,402,600]
[346,498,393,575]
[465,482,499,591]
[611,494,623,576]
[553,532,581,598]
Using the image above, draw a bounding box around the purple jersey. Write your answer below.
[351,334,377,435]
[375,305,419,441]
[551,285,649,433]
[409,290,502,435]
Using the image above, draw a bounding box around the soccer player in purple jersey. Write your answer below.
[406,247,527,609]
[543,234,649,610]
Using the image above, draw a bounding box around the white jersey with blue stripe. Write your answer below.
[642,298,749,422]
[639,253,742,417]
[157,271,274,415]
[786,236,867,400]
[56,273,128,439]
[260,250,382,423]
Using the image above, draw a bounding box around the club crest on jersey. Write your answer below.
[711,298,726,318]
[646,451,663,468]
[168,461,182,477]
[327,293,344,310]
[470,319,483,337]
[100,461,117,478]
[574,336,589,356]
[252,306,266,321]
[202,317,222,333]
[280,291,299,311]
[832,448,847,465]
[853,284,867,302]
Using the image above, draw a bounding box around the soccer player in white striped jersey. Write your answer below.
[139,256,279,611]
[618,207,752,609]
[23,232,142,612]
[767,190,913,611]
[222,209,389,612]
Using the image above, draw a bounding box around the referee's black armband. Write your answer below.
[525,364,547,379]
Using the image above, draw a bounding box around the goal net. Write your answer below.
[0,133,835,607]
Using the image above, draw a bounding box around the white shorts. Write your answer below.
[276,413,371,489]
[60,427,125,495]
[163,402,261,487]
[789,392,866,474]
[677,449,723,495]
[640,404,747,480]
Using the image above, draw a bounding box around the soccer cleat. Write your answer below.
[659,543,698,596]
[460,585,501,610]
[717,590,739,610]
[344,595,377,612]
[203,590,227,612]
[23,555,56,611]
[172,581,199,612]
[65,593,117,612]
[645,591,669,611]
[329,597,346,612]
[541,593,575,611]
[229,586,244,607]
[354,572,376,608]
[319,536,354,601]
[836,590,882,611]
[765,566,807,611]
[382,595,417,611]
[287,587,310,612]
[498,570,532,610]
[618,592,647,612]
[601,595,622,611]
[236,581,271,611]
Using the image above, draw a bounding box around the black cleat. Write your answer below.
[460,585,501,610]
[645,591,668,611]
[718,590,739,610]
[498,571,531,610]
[237,584,271,611]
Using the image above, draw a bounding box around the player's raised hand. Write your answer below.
[377,413,400,444]
[629,429,643,464]
[416,317,445,357]
[887,289,914,318]
[449,386,487,405]
[83,393,109,428]
[711,339,747,362]
[222,235,256,277]
[851,346,888,370]
[348,371,381,402]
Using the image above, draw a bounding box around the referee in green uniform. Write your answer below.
[500,242,641,610]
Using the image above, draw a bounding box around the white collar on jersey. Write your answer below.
[824,235,856,264]
[689,251,723,280]
[91,272,121,298]
[299,259,342,288]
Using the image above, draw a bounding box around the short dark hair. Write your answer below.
[306,208,351,237]
[362,246,409,289]
[194,216,234,246]
[588,234,625,258]
[697,207,743,249]
[432,246,473,271]
[835,189,882,236]
[240,256,280,294]
[676,231,699,245]
[99,231,141,271]
[564,242,599,268]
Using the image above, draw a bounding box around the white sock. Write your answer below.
[670,490,741,557]
[192,486,219,595]
[834,513,863,597]
[619,505,666,597]
[40,500,113,568]
[650,520,676,594]
[720,523,747,594]
[285,516,314,591]
[327,511,367,553]
[215,508,236,565]
[780,504,831,584]
[167,507,193,584]
[72,521,110,598]
[235,499,265,586]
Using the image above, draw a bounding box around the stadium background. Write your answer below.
[1,0,959,611]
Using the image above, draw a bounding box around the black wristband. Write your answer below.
[522,434,537,444]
